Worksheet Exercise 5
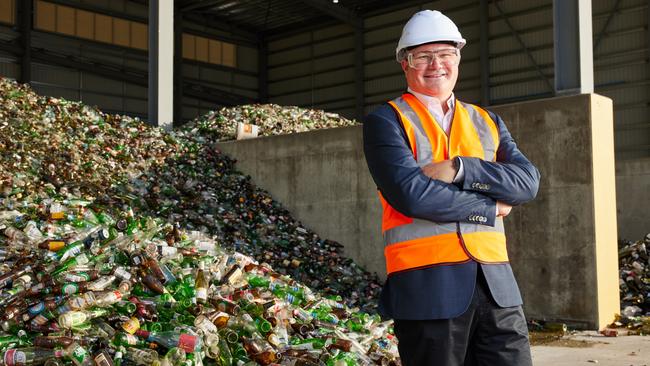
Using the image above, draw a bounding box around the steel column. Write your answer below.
[148,0,174,129]
[480,0,489,106]
[553,0,594,94]
[20,0,32,84]
[174,9,183,126]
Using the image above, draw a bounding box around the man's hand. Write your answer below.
[497,201,512,217]
[421,160,457,184]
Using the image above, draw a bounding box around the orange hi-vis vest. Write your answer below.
[381,93,508,275]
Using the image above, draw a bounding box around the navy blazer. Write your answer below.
[363,101,540,320]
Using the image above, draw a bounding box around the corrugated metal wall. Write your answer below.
[267,24,358,118]
[268,0,648,159]
[1,0,648,158]
[0,0,259,122]
[593,0,649,160]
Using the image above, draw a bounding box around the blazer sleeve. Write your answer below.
[457,110,540,206]
[363,105,498,226]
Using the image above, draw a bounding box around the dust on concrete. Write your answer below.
[529,331,605,348]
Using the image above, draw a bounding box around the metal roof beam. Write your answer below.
[299,0,360,27]
[494,1,554,92]
[181,13,259,45]
[180,0,223,12]
[594,0,622,51]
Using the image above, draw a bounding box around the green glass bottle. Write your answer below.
[52,253,90,276]
[113,301,137,316]
[58,308,109,329]
[112,333,155,349]
[135,330,202,354]
[217,338,233,366]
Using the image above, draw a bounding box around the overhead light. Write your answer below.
[333,0,338,3]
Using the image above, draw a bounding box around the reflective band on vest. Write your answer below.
[381,93,508,275]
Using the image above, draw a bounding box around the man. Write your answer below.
[363,10,540,366]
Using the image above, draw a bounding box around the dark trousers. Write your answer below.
[393,270,532,366]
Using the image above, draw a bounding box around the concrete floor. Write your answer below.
[531,331,650,366]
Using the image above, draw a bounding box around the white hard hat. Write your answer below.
[396,10,466,62]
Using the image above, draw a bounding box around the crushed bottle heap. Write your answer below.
[611,234,650,334]
[0,77,381,312]
[0,204,398,365]
[187,104,358,141]
[0,77,394,364]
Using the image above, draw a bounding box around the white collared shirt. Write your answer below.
[407,88,455,135]
[407,88,465,182]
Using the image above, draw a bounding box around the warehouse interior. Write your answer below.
[2,0,648,241]
[0,0,648,362]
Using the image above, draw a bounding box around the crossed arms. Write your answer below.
[363,105,540,227]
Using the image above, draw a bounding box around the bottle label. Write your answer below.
[178,333,197,353]
[4,349,18,366]
[159,246,177,257]
[5,349,26,366]
[106,290,122,302]
[70,345,90,363]
[114,267,132,281]
[122,317,140,334]
[31,314,49,326]
[94,352,112,366]
[62,283,79,295]
[48,240,66,251]
[124,333,139,345]
[64,272,90,282]
[28,302,45,315]
[196,288,207,300]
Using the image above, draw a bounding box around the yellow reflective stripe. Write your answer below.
[462,231,509,263]
[388,100,418,161]
[384,232,470,274]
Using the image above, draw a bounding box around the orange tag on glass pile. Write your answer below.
[50,212,65,220]
[236,122,259,140]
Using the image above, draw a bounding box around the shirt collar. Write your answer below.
[407,88,455,113]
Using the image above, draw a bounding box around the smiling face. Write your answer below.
[401,42,460,101]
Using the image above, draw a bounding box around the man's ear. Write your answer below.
[400,60,409,74]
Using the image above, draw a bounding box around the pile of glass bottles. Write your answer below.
[0,196,400,365]
[187,104,358,141]
[0,77,381,315]
[613,234,650,334]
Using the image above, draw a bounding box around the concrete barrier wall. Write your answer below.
[217,93,620,329]
[616,158,650,241]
